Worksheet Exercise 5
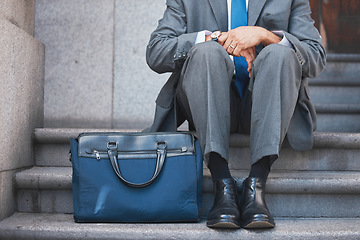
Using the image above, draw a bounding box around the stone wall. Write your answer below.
[35,0,170,129]
[0,0,44,220]
[0,0,36,36]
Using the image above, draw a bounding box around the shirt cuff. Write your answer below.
[195,30,212,44]
[272,30,293,49]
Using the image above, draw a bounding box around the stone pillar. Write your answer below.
[0,0,45,221]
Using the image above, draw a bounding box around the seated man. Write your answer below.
[145,0,326,229]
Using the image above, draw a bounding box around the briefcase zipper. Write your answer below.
[86,147,189,160]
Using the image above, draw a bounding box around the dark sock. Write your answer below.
[208,152,232,182]
[249,156,271,182]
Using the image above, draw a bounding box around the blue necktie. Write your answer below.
[231,0,249,99]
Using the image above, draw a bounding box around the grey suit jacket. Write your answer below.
[145,0,326,151]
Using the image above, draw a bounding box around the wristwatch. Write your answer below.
[210,31,222,42]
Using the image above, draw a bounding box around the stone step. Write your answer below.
[315,104,360,133]
[34,128,137,167]
[309,53,360,87]
[33,128,360,171]
[229,132,360,170]
[15,167,360,218]
[309,86,360,105]
[1,213,360,240]
[308,54,360,106]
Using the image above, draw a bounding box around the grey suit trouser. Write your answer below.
[176,41,302,166]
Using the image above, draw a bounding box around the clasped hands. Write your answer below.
[206,26,281,76]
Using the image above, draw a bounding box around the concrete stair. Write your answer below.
[13,129,360,218]
[0,128,359,239]
[13,165,360,218]
[1,53,360,239]
[1,213,360,240]
[309,54,360,132]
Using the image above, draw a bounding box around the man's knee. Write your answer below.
[256,44,297,64]
[180,41,233,93]
[252,44,301,91]
[188,41,229,62]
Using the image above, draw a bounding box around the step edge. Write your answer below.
[1,213,360,240]
[314,103,360,113]
[327,53,360,62]
[15,167,360,194]
[230,132,360,149]
[35,128,360,149]
[309,79,360,87]
[34,128,141,143]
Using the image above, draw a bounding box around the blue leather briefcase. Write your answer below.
[70,132,203,223]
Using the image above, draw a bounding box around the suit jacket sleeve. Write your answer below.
[283,0,326,78]
[146,0,197,74]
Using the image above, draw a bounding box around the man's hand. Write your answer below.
[240,47,256,76]
[218,26,281,55]
[219,26,263,54]
[217,26,281,76]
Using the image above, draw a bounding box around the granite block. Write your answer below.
[203,193,360,218]
[113,0,170,129]
[229,147,360,171]
[316,113,360,133]
[267,193,360,218]
[35,0,115,128]
[0,170,16,220]
[2,213,360,240]
[40,190,73,213]
[0,0,35,35]
[35,143,72,167]
[17,189,73,214]
[0,18,44,171]
[309,61,360,85]
[17,190,41,213]
[309,86,360,104]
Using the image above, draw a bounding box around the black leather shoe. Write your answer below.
[206,178,241,229]
[240,177,275,229]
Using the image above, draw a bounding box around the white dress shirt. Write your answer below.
[195,0,291,48]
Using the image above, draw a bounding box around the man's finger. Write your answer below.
[242,51,252,65]
[248,47,256,61]
[222,38,234,52]
[217,32,228,45]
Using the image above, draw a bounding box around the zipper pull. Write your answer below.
[93,150,101,160]
[181,147,187,152]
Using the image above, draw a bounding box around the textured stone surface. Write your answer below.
[35,0,115,128]
[35,140,360,169]
[229,146,360,171]
[316,113,360,133]
[2,213,360,240]
[34,128,137,144]
[16,167,72,190]
[310,86,360,104]
[309,59,360,86]
[35,0,170,129]
[15,167,360,217]
[17,190,73,214]
[113,0,170,129]
[0,18,44,172]
[0,170,16,220]
[0,0,35,35]
[32,129,360,169]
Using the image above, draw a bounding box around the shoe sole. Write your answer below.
[207,220,241,229]
[242,220,275,229]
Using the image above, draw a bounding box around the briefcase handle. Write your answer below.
[107,141,167,188]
